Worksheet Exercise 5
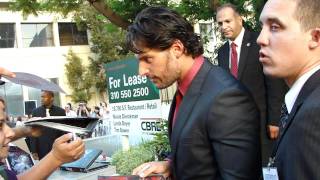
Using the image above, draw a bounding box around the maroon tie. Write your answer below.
[230,42,238,78]
[172,90,182,128]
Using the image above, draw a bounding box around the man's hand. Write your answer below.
[50,133,85,164]
[17,133,85,180]
[132,161,171,178]
[268,125,279,140]
[0,66,15,77]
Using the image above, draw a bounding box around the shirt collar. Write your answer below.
[285,64,320,113]
[178,56,204,96]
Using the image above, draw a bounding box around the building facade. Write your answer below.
[0,1,220,119]
[0,1,102,117]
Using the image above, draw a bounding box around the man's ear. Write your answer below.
[309,28,320,49]
[238,16,243,27]
[171,40,185,59]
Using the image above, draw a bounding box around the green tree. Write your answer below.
[10,0,267,95]
[73,5,132,93]
[111,120,170,175]
[143,120,171,160]
[65,50,94,103]
[10,0,266,30]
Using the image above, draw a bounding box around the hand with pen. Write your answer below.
[50,133,85,163]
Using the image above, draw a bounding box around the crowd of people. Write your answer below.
[5,95,111,160]
[5,101,110,128]
[2,0,320,179]
[0,79,85,179]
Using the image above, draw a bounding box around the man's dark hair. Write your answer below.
[217,3,240,15]
[126,6,203,58]
[42,90,54,97]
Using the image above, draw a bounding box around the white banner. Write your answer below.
[110,99,162,135]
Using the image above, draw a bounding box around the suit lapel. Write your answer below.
[170,60,211,160]
[237,30,251,79]
[219,43,230,71]
[168,92,176,139]
[274,69,320,154]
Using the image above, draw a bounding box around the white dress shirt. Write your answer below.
[285,64,320,113]
[228,27,245,68]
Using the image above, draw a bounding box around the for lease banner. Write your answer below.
[105,58,162,137]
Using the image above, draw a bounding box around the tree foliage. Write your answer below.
[111,144,154,175]
[10,0,266,30]
[143,120,171,160]
[73,4,132,92]
[64,50,94,103]
[10,0,267,97]
[111,120,170,175]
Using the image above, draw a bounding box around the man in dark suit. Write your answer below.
[129,7,260,179]
[216,3,288,165]
[29,90,66,160]
[258,0,320,179]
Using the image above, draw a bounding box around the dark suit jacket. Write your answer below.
[168,60,261,180]
[29,105,66,159]
[218,30,287,127]
[274,69,320,180]
[218,30,288,164]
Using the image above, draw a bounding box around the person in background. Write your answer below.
[258,0,320,179]
[129,6,260,179]
[216,3,288,165]
[5,116,15,128]
[15,116,24,127]
[77,102,90,117]
[99,102,110,118]
[90,106,102,119]
[67,103,73,110]
[29,90,66,160]
[65,103,77,117]
[0,96,85,180]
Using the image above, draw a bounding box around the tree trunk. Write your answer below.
[88,0,130,30]
[209,0,220,10]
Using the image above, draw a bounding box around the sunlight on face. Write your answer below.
[137,47,181,89]
[216,7,243,41]
[0,100,14,159]
[257,0,310,85]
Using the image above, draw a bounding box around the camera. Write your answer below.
[78,103,86,108]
